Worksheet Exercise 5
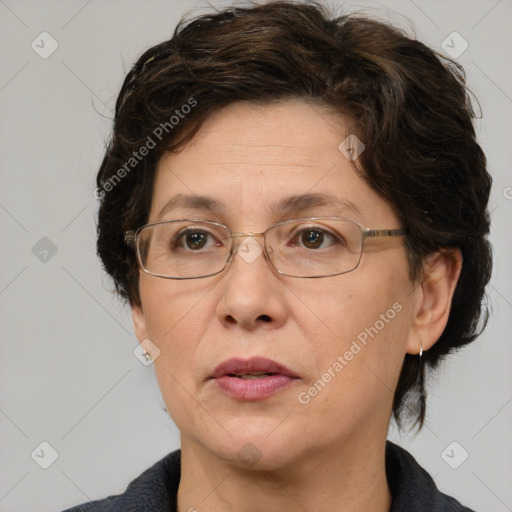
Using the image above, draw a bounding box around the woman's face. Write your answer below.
[132,99,421,469]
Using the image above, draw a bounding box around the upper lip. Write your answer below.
[210,357,299,379]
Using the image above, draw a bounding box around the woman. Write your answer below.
[64,1,492,510]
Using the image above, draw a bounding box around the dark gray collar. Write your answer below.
[385,441,476,511]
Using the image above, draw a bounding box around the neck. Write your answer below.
[177,433,392,512]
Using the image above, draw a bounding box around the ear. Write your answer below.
[405,248,462,355]
[131,303,149,343]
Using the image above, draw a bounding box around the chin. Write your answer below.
[201,428,303,472]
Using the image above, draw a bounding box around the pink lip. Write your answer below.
[209,357,299,400]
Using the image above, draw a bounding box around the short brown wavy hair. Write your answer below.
[95,0,492,428]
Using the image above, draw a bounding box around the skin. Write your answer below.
[132,99,462,512]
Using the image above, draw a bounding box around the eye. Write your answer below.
[174,229,218,251]
[300,229,325,249]
[289,226,341,250]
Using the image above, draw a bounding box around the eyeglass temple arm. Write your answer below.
[364,228,407,238]
[125,231,136,247]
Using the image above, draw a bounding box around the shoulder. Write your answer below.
[386,441,477,512]
[60,449,181,512]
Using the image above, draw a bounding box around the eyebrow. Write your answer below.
[157,192,362,220]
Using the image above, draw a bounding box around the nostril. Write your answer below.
[258,314,271,323]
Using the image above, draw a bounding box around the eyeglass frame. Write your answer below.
[124,217,407,280]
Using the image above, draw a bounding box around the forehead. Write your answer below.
[150,99,398,227]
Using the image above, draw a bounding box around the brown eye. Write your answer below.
[301,229,324,249]
[173,229,215,251]
[184,231,208,250]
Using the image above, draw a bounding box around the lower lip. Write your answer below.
[212,375,297,400]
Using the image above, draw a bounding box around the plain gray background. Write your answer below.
[0,0,511,511]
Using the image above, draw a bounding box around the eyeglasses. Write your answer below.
[124,217,407,280]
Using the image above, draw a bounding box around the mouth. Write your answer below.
[228,372,278,379]
[209,357,299,400]
[210,356,299,380]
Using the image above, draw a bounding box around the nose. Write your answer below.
[215,236,288,331]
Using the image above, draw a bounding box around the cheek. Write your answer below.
[292,261,413,399]
[292,263,409,348]
[137,277,220,406]
[138,279,216,425]
[290,284,412,443]
[138,277,215,341]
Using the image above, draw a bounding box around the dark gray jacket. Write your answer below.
[62,441,477,511]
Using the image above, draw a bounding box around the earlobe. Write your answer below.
[406,248,462,355]
[131,303,149,342]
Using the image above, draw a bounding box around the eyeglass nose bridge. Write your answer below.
[226,231,272,267]
[229,231,266,252]
[230,231,265,238]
